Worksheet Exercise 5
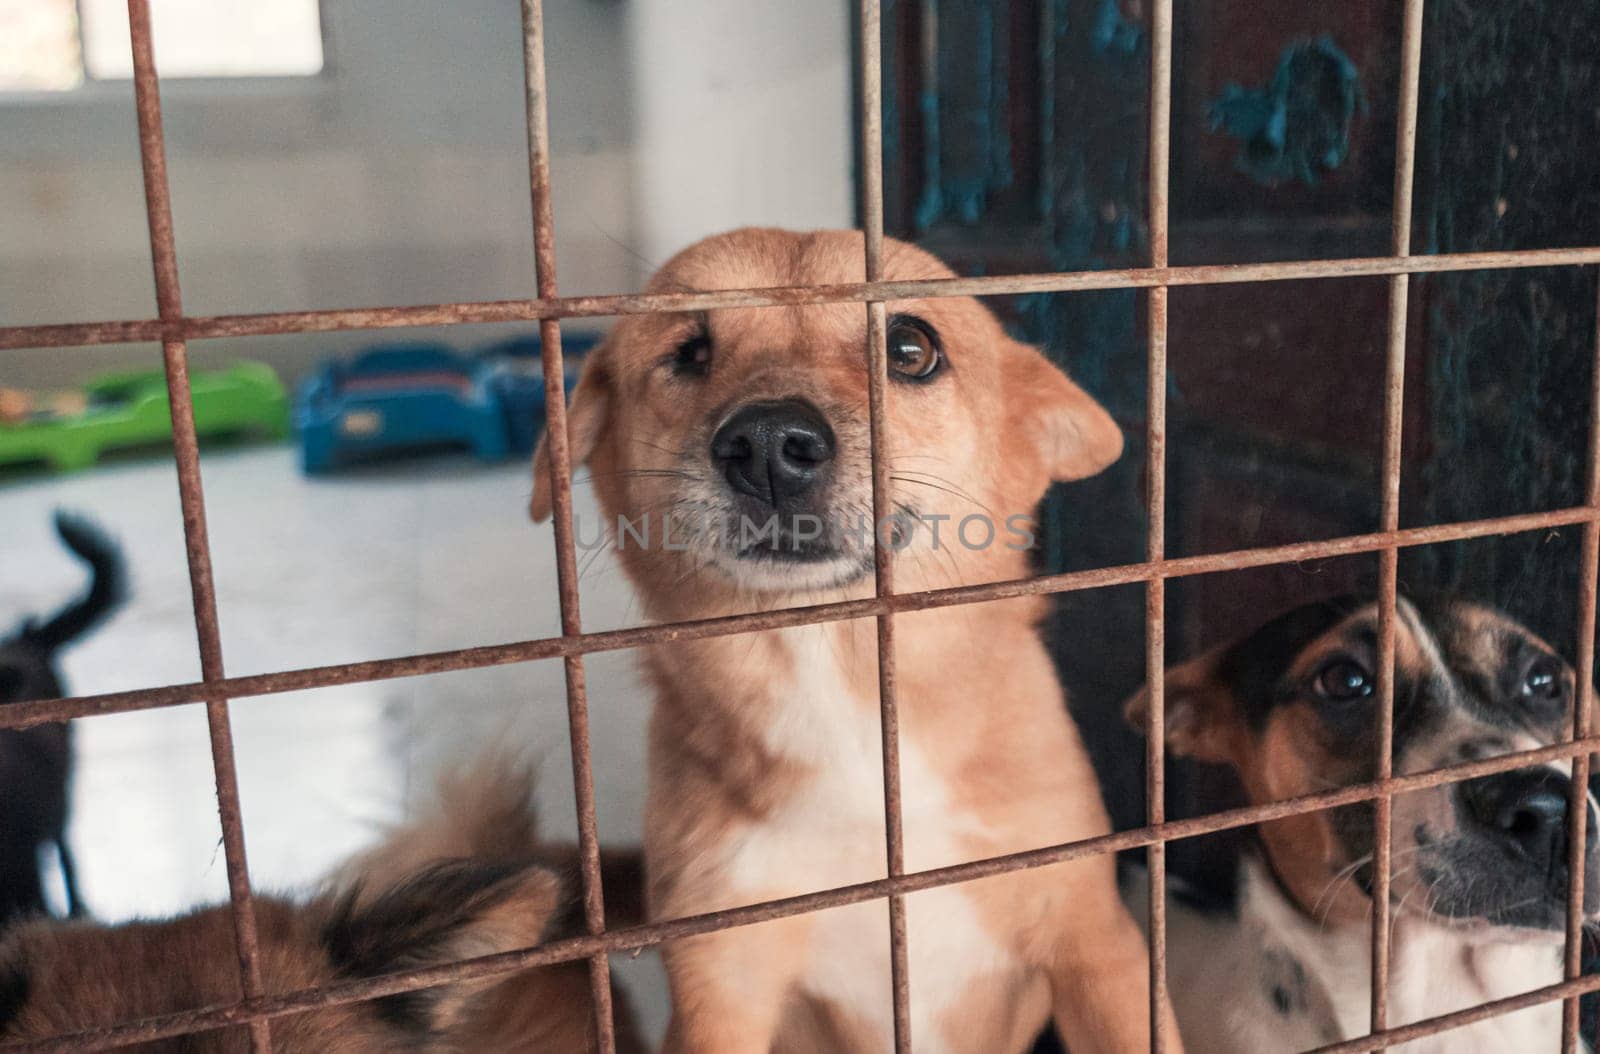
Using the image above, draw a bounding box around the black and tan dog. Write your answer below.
[0,511,124,925]
[1126,594,1599,1052]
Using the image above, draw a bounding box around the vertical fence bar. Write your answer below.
[124,2,271,1050]
[1143,1,1174,1050]
[1370,0,1427,1042]
[858,1,912,1049]
[518,1,615,1050]
[1562,276,1600,1053]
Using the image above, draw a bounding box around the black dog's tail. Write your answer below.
[28,511,127,652]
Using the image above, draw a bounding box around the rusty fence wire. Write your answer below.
[2,0,1600,1051]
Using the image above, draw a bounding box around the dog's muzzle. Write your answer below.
[1459,767,1596,874]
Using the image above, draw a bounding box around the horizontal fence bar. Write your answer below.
[1306,974,1600,1054]
[3,247,1599,352]
[4,505,1592,733]
[7,734,1596,1053]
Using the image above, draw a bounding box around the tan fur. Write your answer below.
[532,228,1171,1052]
[1,901,383,1053]
[0,761,645,1052]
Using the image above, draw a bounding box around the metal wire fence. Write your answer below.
[2,0,1599,1050]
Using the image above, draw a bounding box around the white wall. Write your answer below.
[0,0,853,389]
[625,0,854,269]
[0,0,640,387]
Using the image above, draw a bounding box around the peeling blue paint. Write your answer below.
[888,0,1154,426]
[914,86,944,232]
[1210,37,1365,187]
[1091,0,1142,58]
[989,3,1015,193]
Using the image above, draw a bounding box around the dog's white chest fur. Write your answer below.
[1142,857,1567,1053]
[722,627,1013,1052]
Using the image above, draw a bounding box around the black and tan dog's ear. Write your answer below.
[320,861,563,1035]
[1005,341,1123,483]
[531,345,613,522]
[1123,647,1242,766]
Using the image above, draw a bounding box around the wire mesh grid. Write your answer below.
[2,0,1600,1050]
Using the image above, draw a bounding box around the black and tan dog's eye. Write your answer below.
[886,316,943,381]
[1313,658,1374,701]
[673,331,712,377]
[1521,656,1564,701]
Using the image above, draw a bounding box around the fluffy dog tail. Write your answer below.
[329,756,649,1052]
[27,511,126,653]
[341,754,646,930]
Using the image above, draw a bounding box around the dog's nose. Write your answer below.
[710,399,836,507]
[1461,768,1595,868]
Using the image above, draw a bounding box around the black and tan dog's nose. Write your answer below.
[1461,768,1595,868]
[711,399,836,507]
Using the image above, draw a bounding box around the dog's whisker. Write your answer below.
[889,473,999,519]
[629,437,689,458]
[571,468,695,486]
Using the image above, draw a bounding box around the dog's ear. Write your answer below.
[1123,646,1243,766]
[531,347,613,522]
[320,861,563,1036]
[1006,343,1123,482]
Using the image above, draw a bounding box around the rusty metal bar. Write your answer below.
[9,734,1600,1054]
[1143,0,1174,1050]
[857,1,911,1048]
[1369,0,1426,1039]
[124,3,271,1050]
[7,248,1600,353]
[2,3,1593,1052]
[1307,974,1600,1054]
[517,2,616,1049]
[7,505,1595,735]
[1562,275,1600,1052]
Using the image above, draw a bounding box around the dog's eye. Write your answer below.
[1313,658,1374,702]
[673,331,712,377]
[1522,656,1564,702]
[886,317,943,381]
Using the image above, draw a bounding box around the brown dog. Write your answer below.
[532,228,1175,1052]
[1125,595,1600,1051]
[0,762,645,1052]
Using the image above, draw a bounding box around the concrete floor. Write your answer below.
[0,443,668,1035]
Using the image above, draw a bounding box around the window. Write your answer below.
[0,0,323,92]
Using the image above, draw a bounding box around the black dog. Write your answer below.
[0,512,125,925]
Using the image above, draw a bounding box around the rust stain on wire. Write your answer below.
[1144,1,1174,1050]
[125,2,271,1050]
[8,736,1600,1054]
[8,249,1600,353]
[1562,274,1600,1053]
[857,2,911,1047]
[7,505,1597,735]
[1368,0,1428,1039]
[517,1,616,1049]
